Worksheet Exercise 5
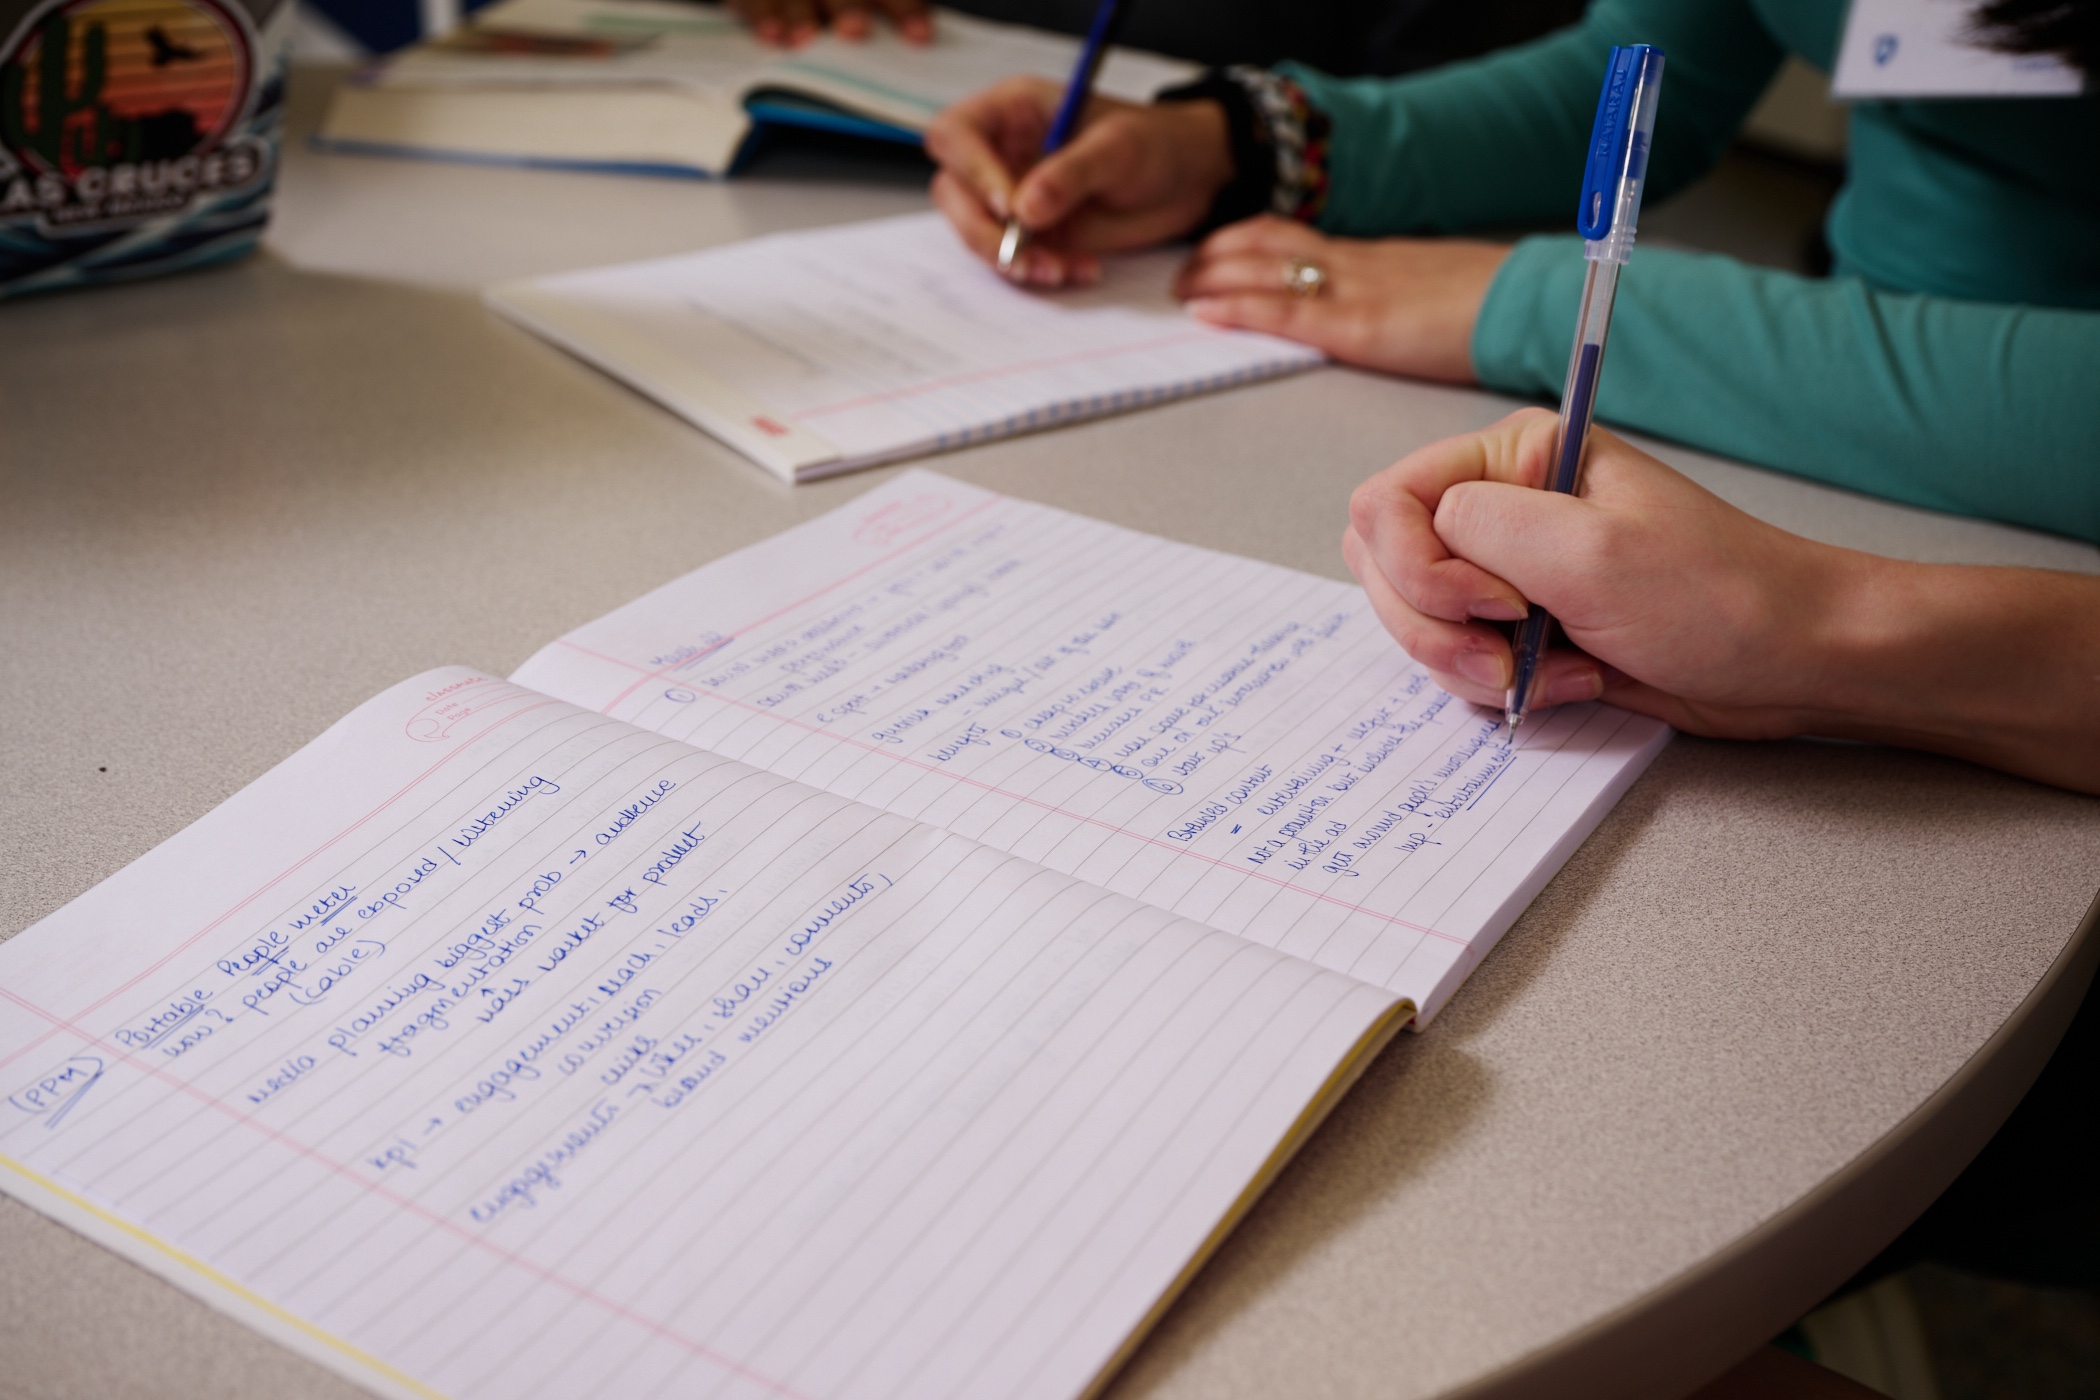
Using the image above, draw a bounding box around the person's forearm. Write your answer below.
[1806,552,2100,793]
[1474,241,2100,545]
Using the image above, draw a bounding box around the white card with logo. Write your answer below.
[1833,0,2085,98]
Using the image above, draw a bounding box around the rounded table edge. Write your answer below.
[1447,885,2100,1400]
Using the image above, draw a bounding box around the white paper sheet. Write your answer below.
[486,214,1326,480]
[513,472,1673,1022]
[1833,0,2085,98]
[0,669,1400,1400]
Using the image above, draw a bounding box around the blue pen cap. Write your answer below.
[1577,44,1665,242]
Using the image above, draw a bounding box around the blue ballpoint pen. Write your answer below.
[1504,43,1666,734]
[996,0,1127,277]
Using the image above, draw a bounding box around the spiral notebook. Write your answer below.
[487,213,1328,481]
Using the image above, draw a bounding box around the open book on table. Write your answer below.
[316,0,1196,178]
[0,471,1668,1400]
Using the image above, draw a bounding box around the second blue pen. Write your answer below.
[997,0,1129,277]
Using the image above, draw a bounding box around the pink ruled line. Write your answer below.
[0,985,816,1400]
[554,638,1468,951]
[593,492,1003,718]
[0,695,565,1079]
[793,331,1220,419]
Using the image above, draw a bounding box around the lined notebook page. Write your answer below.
[0,669,1400,1400]
[486,213,1325,481]
[513,472,1672,1023]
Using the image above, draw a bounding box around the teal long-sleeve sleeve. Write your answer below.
[1473,238,2100,544]
[1279,0,1794,236]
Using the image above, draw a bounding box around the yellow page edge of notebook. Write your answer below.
[1077,996,1418,1400]
[318,84,753,176]
[485,281,844,481]
[0,1152,447,1400]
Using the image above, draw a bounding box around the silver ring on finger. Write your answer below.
[1281,255,1327,298]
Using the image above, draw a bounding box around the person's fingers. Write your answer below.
[869,0,933,40]
[924,80,1057,221]
[1183,289,1320,337]
[1345,526,1514,703]
[743,0,815,44]
[1189,214,1328,262]
[1174,249,1330,301]
[1433,479,1612,617]
[755,0,810,44]
[1346,416,1547,625]
[1012,243,1099,287]
[1347,524,1604,714]
[728,0,787,44]
[924,125,1018,222]
[1185,288,1398,365]
[931,170,1010,265]
[1010,109,1142,230]
[827,0,871,39]
[1528,649,1609,708]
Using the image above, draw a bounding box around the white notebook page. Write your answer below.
[486,213,1325,481]
[0,669,1399,1400]
[513,472,1673,1023]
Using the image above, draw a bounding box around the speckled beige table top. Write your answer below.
[1,66,2095,1400]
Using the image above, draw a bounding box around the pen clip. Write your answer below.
[1576,45,1661,242]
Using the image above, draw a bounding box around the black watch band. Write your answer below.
[1154,69,1278,235]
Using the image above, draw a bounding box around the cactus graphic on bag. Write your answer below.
[0,0,288,297]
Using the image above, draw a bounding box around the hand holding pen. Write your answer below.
[925,4,1240,287]
[1505,43,1665,733]
[995,0,1128,277]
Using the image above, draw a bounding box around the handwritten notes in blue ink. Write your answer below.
[0,472,1667,1400]
[514,470,1671,1025]
[0,669,1400,1400]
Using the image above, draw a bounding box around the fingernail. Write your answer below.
[1454,650,1507,690]
[1468,598,1525,623]
[1538,665,1604,707]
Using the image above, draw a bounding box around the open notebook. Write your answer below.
[488,213,1327,481]
[318,0,1195,177]
[0,472,1668,1400]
